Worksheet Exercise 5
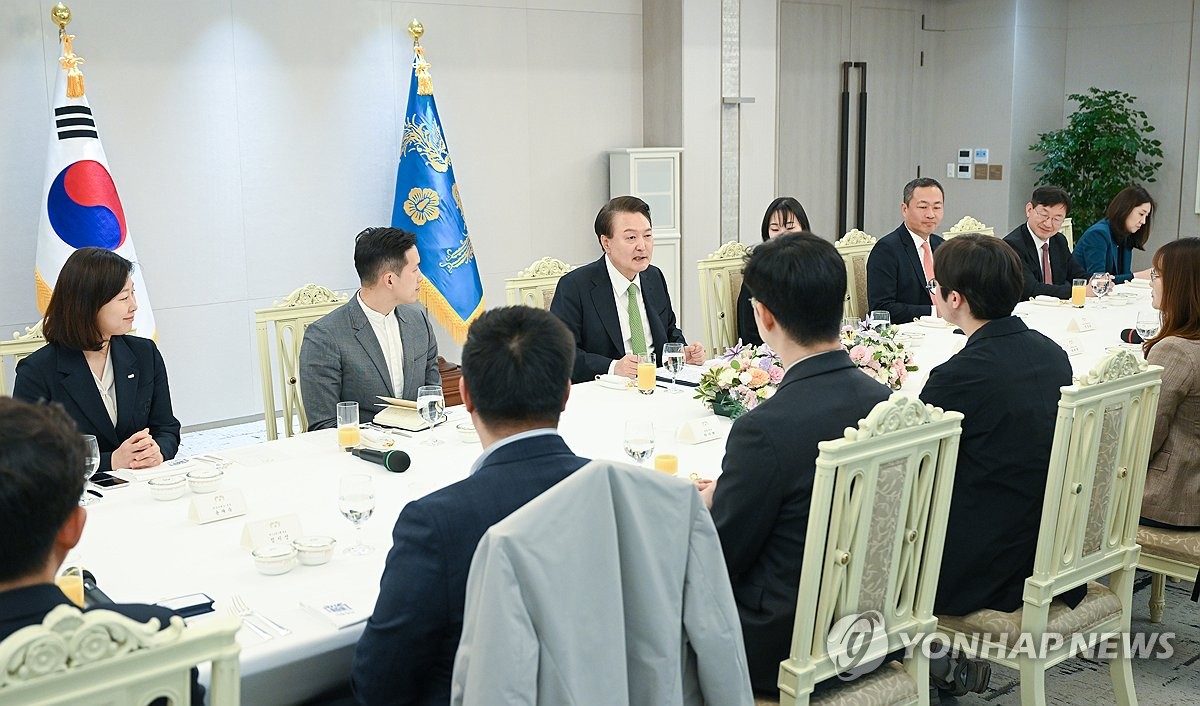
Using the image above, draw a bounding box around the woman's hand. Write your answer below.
[111,429,164,469]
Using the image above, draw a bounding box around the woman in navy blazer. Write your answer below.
[1072,185,1155,284]
[736,197,810,346]
[14,248,179,472]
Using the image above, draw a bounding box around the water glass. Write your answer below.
[1089,274,1112,308]
[842,316,862,332]
[623,420,655,465]
[80,435,100,506]
[338,474,375,556]
[417,385,446,446]
[336,401,360,451]
[662,343,685,393]
[868,310,891,329]
[1135,310,1161,341]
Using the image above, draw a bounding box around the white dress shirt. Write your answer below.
[1027,228,1054,282]
[604,255,654,374]
[91,350,117,427]
[357,294,405,397]
[907,228,937,318]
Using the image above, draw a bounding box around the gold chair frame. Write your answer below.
[504,257,576,311]
[697,241,751,356]
[0,320,46,396]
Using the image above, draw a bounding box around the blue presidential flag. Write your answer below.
[390,38,484,343]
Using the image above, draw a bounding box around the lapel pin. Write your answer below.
[127,373,135,378]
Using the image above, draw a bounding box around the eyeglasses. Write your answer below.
[1032,207,1066,227]
[1149,270,1160,282]
[925,279,939,293]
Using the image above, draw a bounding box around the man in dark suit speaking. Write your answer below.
[699,232,890,695]
[1002,185,1090,300]
[550,196,705,383]
[351,306,589,706]
[867,177,946,324]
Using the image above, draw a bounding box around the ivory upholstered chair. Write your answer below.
[1060,218,1075,250]
[504,257,575,311]
[1136,525,1199,623]
[941,216,995,240]
[835,231,876,321]
[697,241,751,356]
[0,604,240,705]
[0,320,46,396]
[935,349,1161,706]
[254,284,348,440]
[768,394,964,706]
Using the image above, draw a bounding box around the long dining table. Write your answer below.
[67,282,1155,704]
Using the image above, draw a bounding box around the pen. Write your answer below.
[87,488,103,498]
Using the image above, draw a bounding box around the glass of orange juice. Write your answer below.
[55,568,85,607]
[636,353,656,395]
[653,454,679,475]
[337,401,361,451]
[1071,279,1086,308]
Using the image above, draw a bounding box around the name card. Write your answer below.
[1064,337,1084,357]
[188,489,248,525]
[240,514,304,551]
[677,417,724,445]
[1066,315,1095,333]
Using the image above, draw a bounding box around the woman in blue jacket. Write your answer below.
[1072,185,1155,284]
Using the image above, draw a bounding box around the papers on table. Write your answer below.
[114,455,224,482]
[300,595,370,629]
[373,396,430,432]
[655,364,706,387]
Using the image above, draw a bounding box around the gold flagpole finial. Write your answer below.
[51,3,72,31]
[407,19,424,44]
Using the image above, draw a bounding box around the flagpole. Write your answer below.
[51,3,86,98]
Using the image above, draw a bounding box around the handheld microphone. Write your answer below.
[1119,329,1144,344]
[351,447,412,473]
[64,567,114,607]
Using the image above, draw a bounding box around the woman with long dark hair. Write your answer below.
[1072,185,1155,284]
[1141,237,1200,528]
[736,198,811,346]
[14,247,179,472]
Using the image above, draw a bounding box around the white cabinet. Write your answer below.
[608,148,683,310]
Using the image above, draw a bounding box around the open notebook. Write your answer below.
[372,396,431,432]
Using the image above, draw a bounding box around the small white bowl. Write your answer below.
[186,468,223,494]
[252,544,298,575]
[292,536,337,566]
[148,475,187,501]
[456,422,479,444]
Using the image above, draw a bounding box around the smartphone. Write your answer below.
[92,473,130,489]
[157,592,216,618]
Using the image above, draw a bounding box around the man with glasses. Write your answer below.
[1002,186,1091,300]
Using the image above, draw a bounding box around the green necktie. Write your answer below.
[626,283,648,356]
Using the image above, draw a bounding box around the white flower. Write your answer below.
[718,367,737,386]
[739,371,754,385]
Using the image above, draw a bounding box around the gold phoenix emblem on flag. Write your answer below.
[439,237,475,275]
[403,188,441,225]
[401,116,450,173]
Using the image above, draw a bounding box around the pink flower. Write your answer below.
[767,365,785,383]
[849,345,869,363]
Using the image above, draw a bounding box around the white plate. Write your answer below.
[913,317,953,329]
[595,378,631,390]
[1030,299,1068,308]
[1125,279,1151,289]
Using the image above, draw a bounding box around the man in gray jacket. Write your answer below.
[300,227,441,430]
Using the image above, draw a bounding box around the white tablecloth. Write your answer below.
[65,284,1153,703]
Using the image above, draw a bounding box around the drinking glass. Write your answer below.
[868,310,891,329]
[55,568,85,607]
[80,435,100,506]
[1089,274,1112,308]
[1135,310,1161,341]
[336,401,360,451]
[338,474,375,556]
[417,385,446,446]
[1071,279,1087,308]
[635,353,656,395]
[842,316,862,332]
[662,343,685,393]
[623,420,655,465]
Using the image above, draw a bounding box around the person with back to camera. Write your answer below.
[736,197,811,346]
[14,247,179,472]
[1140,237,1200,530]
[1072,185,1155,284]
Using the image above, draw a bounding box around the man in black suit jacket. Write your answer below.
[920,234,1084,619]
[1002,186,1090,300]
[0,398,202,705]
[352,307,589,706]
[550,196,705,383]
[867,178,946,324]
[701,233,891,694]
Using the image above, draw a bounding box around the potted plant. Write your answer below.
[1029,88,1163,230]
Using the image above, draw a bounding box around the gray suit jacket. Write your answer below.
[299,298,440,430]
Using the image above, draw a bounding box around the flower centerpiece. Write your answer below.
[841,321,917,390]
[694,342,785,419]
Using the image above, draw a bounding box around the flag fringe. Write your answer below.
[59,33,85,98]
[414,46,434,96]
[418,279,482,345]
[34,269,53,315]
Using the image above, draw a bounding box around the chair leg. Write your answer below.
[1109,651,1138,706]
[1017,657,1047,706]
[1149,572,1166,624]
